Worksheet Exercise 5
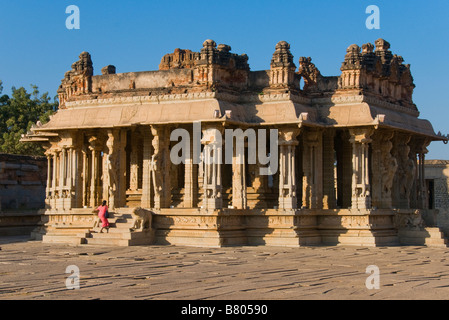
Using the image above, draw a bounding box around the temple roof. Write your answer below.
[25,39,447,143]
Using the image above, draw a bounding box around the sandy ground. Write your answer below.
[0,236,448,300]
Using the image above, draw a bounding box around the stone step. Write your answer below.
[114,218,132,224]
[45,231,89,237]
[78,207,154,247]
[92,226,133,234]
[398,227,448,247]
[109,221,135,228]
[42,234,85,245]
[399,237,447,247]
[88,232,132,240]
[52,223,93,228]
[321,235,400,246]
[398,229,445,238]
[83,237,130,246]
[46,228,91,235]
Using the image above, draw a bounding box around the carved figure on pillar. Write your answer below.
[106,130,119,209]
[371,131,397,209]
[150,126,164,209]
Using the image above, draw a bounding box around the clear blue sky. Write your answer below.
[1,0,448,159]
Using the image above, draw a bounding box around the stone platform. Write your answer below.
[31,207,448,248]
[1,236,449,300]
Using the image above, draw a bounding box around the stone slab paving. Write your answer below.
[0,236,449,300]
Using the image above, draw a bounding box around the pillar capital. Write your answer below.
[201,125,224,146]
[302,128,323,146]
[278,127,300,146]
[349,128,374,144]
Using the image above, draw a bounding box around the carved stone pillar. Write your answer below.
[232,142,246,209]
[417,140,430,209]
[103,129,120,209]
[88,136,102,208]
[371,131,397,209]
[302,129,323,209]
[278,128,300,210]
[349,128,373,210]
[59,148,66,192]
[66,147,74,209]
[141,127,153,208]
[45,152,52,200]
[53,149,60,202]
[117,130,127,208]
[410,137,430,209]
[129,146,139,192]
[184,139,198,208]
[72,146,83,209]
[66,148,71,189]
[81,148,88,208]
[202,126,223,210]
[150,125,170,209]
[392,133,414,209]
[102,148,109,204]
[322,129,335,209]
[51,150,59,209]
[162,128,171,208]
[44,151,54,209]
[90,148,99,208]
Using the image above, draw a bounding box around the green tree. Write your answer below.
[0,81,58,156]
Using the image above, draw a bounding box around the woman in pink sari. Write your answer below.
[95,200,110,233]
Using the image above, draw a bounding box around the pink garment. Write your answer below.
[97,205,109,228]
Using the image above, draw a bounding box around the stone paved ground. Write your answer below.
[0,236,449,300]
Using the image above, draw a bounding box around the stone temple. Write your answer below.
[22,39,449,247]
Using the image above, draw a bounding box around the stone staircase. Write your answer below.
[37,208,94,245]
[36,207,154,246]
[82,208,154,247]
[398,227,448,247]
[41,224,91,245]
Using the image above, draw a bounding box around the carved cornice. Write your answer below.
[65,92,219,108]
[244,92,310,105]
[312,94,419,117]
[64,90,312,108]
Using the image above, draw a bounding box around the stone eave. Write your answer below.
[374,123,447,142]
[19,137,50,143]
[33,92,315,131]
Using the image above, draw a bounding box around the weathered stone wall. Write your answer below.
[0,154,47,236]
[425,160,449,235]
[0,153,47,211]
[91,69,194,94]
